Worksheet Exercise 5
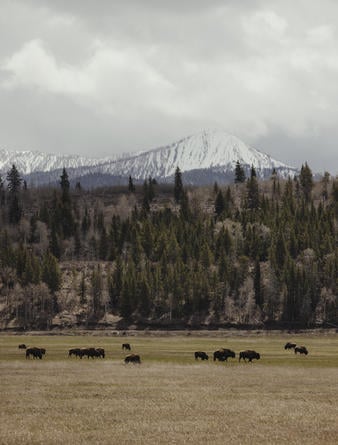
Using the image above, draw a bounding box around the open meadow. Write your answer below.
[0,331,338,444]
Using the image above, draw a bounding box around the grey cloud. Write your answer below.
[0,0,338,173]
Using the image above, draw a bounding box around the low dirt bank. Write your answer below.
[0,327,337,337]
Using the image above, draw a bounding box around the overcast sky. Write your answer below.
[1,0,338,173]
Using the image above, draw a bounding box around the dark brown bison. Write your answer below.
[78,347,89,358]
[95,348,105,358]
[84,348,100,358]
[122,343,131,351]
[213,349,236,362]
[284,342,296,350]
[124,354,141,364]
[26,347,43,359]
[18,344,27,349]
[68,348,82,357]
[239,350,260,362]
[295,346,308,355]
[194,351,209,360]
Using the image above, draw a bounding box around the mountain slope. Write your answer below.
[0,148,111,175]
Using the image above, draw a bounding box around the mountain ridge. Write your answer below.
[0,129,298,186]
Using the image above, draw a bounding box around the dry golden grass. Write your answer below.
[1,333,338,444]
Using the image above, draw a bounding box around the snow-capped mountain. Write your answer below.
[0,148,114,175]
[93,129,296,180]
[0,129,298,186]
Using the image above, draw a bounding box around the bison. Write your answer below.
[84,348,100,358]
[239,350,260,362]
[284,342,296,350]
[213,349,236,362]
[124,354,141,364]
[26,347,44,359]
[295,346,308,355]
[68,348,82,358]
[18,344,27,349]
[95,348,105,358]
[122,343,131,351]
[194,351,209,360]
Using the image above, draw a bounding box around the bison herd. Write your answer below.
[68,347,105,359]
[19,343,141,364]
[284,342,309,355]
[18,341,309,364]
[195,348,260,363]
[195,342,310,364]
[25,347,46,359]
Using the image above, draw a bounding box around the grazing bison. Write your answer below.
[68,348,82,358]
[18,344,27,349]
[284,342,297,350]
[194,351,209,360]
[239,350,260,362]
[84,348,100,359]
[295,346,308,355]
[26,347,43,359]
[213,349,236,362]
[122,343,131,351]
[95,348,105,358]
[124,354,141,364]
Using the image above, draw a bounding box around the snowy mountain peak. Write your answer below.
[109,128,294,179]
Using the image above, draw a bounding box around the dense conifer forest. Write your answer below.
[0,164,337,330]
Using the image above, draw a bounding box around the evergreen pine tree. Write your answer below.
[174,167,184,203]
[214,190,225,217]
[60,167,70,204]
[299,162,313,201]
[42,252,61,293]
[246,174,259,210]
[234,161,246,183]
[128,176,135,193]
[49,222,61,259]
[59,168,75,238]
[142,180,150,212]
[6,164,22,194]
[6,164,22,224]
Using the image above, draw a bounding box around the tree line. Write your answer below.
[0,164,337,329]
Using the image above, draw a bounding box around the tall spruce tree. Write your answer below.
[59,168,75,238]
[6,164,22,224]
[299,162,313,202]
[128,176,135,193]
[246,169,259,210]
[7,164,22,194]
[215,190,225,217]
[234,161,246,183]
[174,167,184,203]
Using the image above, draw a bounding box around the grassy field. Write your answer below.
[0,331,337,444]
